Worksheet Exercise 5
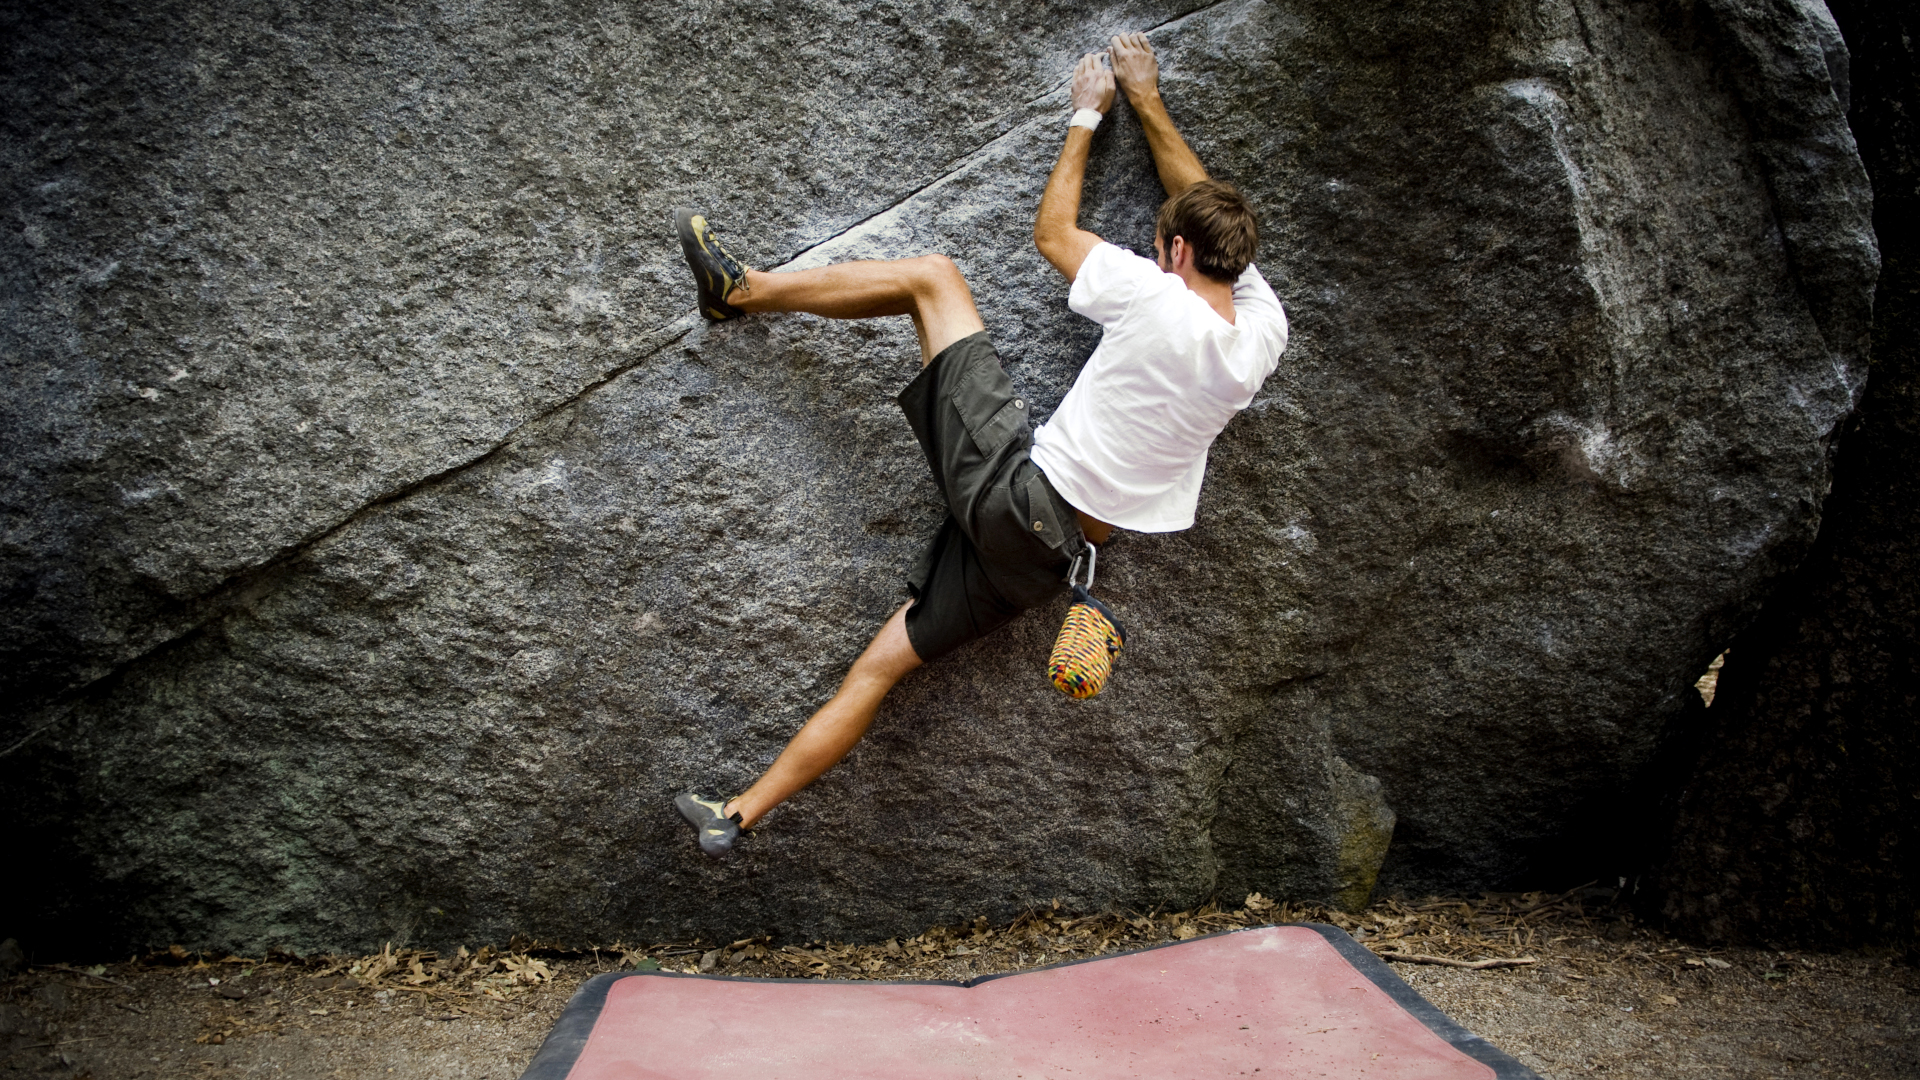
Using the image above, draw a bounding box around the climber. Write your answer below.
[673,32,1288,856]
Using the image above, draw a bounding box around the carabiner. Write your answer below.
[1065,543,1098,591]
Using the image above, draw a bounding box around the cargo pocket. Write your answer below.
[953,353,1030,455]
[1021,472,1075,555]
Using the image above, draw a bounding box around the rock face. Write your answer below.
[1647,0,1917,949]
[0,0,1874,954]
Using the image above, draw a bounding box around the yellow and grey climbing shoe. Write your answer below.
[674,208,750,321]
[674,791,743,856]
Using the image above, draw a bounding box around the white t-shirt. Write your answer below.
[1029,242,1289,533]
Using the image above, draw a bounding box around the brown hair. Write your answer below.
[1155,180,1259,282]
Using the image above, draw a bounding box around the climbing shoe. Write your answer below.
[674,208,750,321]
[674,791,743,856]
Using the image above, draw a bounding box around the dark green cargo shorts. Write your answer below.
[897,331,1088,662]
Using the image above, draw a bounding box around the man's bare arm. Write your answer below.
[1034,53,1113,282]
[1109,32,1209,198]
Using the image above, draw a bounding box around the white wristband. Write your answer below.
[1069,108,1103,132]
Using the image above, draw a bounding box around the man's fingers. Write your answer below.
[1071,50,1115,112]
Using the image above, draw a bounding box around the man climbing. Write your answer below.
[673,32,1288,856]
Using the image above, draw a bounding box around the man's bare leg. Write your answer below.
[727,255,986,365]
[722,602,922,828]
[673,250,987,843]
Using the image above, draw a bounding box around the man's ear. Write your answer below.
[1169,235,1191,271]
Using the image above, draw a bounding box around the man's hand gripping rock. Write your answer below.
[1072,49,1116,114]
[1107,32,1160,103]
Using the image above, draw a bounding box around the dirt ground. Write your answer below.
[3,889,1914,1079]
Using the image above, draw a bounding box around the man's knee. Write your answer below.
[907,253,970,298]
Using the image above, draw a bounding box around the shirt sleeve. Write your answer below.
[1068,242,1163,327]
[1233,263,1290,355]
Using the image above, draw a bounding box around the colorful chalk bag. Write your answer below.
[1048,545,1126,698]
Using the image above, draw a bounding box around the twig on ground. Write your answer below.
[45,965,136,990]
[389,985,469,1005]
[1515,882,1596,918]
[22,1037,109,1049]
[1377,952,1537,970]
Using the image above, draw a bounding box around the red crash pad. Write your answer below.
[520,923,1539,1079]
